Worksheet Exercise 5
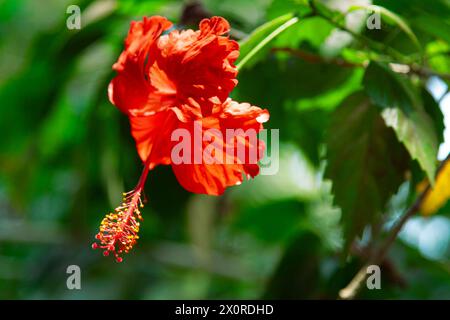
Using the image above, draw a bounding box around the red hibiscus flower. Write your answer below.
[93,16,269,262]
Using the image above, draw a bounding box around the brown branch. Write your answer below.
[350,244,407,288]
[272,47,450,83]
[409,64,450,81]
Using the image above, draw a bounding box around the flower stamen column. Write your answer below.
[92,164,150,262]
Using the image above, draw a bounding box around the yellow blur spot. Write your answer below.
[418,160,450,216]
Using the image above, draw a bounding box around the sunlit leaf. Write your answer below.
[236,13,299,70]
[363,61,438,182]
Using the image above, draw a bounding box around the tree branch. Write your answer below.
[307,0,450,81]
[339,154,450,300]
[308,0,411,62]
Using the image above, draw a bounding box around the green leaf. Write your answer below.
[270,16,334,52]
[412,14,450,44]
[349,4,421,51]
[266,0,333,50]
[422,88,445,145]
[381,108,438,181]
[426,41,450,77]
[373,0,450,46]
[363,62,416,112]
[363,61,438,181]
[236,13,299,70]
[266,0,310,20]
[325,92,410,252]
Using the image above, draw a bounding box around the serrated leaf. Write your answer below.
[236,13,299,70]
[325,92,410,252]
[363,61,438,181]
[381,107,438,183]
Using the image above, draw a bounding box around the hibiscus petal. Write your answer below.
[129,109,179,168]
[220,100,269,176]
[199,16,231,36]
[156,18,239,120]
[172,163,244,195]
[109,16,173,115]
[171,100,269,195]
[115,16,172,72]
[220,99,270,127]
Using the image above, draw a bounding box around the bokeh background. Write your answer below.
[0,0,449,299]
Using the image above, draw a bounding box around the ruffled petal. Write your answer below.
[220,99,270,129]
[171,100,269,195]
[199,16,231,36]
[109,16,174,115]
[156,17,239,121]
[219,100,269,178]
[114,16,172,72]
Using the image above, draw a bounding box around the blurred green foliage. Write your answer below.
[0,0,449,299]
